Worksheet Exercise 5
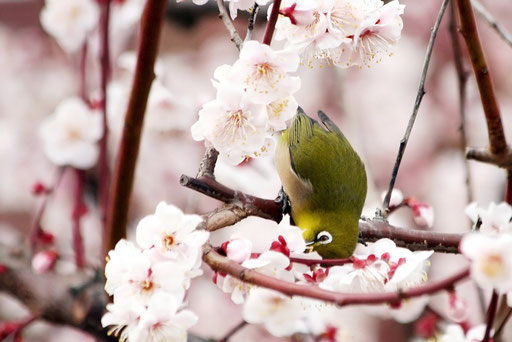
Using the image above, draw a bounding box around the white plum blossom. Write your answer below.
[329,0,405,67]
[129,293,198,342]
[102,292,197,342]
[438,324,487,342]
[274,0,405,67]
[229,41,301,104]
[104,241,186,304]
[267,96,298,131]
[136,201,208,269]
[242,288,308,337]
[320,239,432,293]
[102,296,143,341]
[40,0,99,53]
[103,203,205,342]
[191,84,269,165]
[39,97,103,169]
[219,250,293,304]
[224,237,253,264]
[460,232,512,293]
[228,0,271,20]
[465,201,512,234]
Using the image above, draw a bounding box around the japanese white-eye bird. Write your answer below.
[275,108,367,259]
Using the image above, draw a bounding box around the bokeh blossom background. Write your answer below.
[1,0,512,341]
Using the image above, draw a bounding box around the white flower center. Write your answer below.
[216,109,255,144]
[164,234,176,250]
[480,254,505,278]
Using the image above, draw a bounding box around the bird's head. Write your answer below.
[298,211,360,259]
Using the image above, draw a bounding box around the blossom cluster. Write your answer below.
[191,40,300,164]
[214,217,434,338]
[102,202,209,342]
[274,0,405,67]
[460,202,512,298]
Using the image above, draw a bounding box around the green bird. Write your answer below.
[275,108,367,259]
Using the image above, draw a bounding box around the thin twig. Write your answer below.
[29,167,65,252]
[289,256,352,267]
[98,0,111,238]
[72,169,86,269]
[203,245,470,306]
[449,1,473,204]
[471,0,512,49]
[466,147,512,168]
[79,43,88,103]
[219,320,247,342]
[381,0,450,213]
[105,0,168,254]
[216,0,243,50]
[456,0,507,156]
[245,4,259,42]
[262,0,282,45]
[493,307,512,341]
[196,148,219,178]
[483,290,499,342]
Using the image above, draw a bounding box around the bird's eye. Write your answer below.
[316,231,332,244]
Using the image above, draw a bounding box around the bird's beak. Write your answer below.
[304,240,315,253]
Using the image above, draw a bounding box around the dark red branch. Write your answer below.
[203,245,470,306]
[72,169,86,269]
[105,0,168,254]
[98,0,111,235]
[262,0,282,45]
[456,0,507,156]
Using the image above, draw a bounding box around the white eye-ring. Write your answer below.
[316,231,332,244]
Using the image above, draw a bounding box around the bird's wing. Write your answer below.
[287,109,366,211]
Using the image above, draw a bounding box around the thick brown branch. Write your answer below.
[180,174,283,223]
[0,264,113,341]
[456,0,507,155]
[359,220,461,254]
[182,175,463,253]
[466,147,512,168]
[203,245,470,306]
[105,0,167,254]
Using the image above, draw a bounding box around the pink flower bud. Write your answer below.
[407,199,434,228]
[225,238,252,264]
[447,292,468,323]
[31,250,58,274]
[32,182,48,195]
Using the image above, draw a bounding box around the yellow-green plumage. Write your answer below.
[275,108,367,258]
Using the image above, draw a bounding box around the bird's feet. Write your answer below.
[358,231,368,246]
[275,187,294,224]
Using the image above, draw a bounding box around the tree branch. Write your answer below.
[262,0,282,45]
[98,0,112,233]
[203,245,470,306]
[381,0,450,213]
[456,0,508,156]
[181,174,462,253]
[104,0,168,254]
[216,0,243,50]
[471,0,512,49]
[449,0,473,204]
